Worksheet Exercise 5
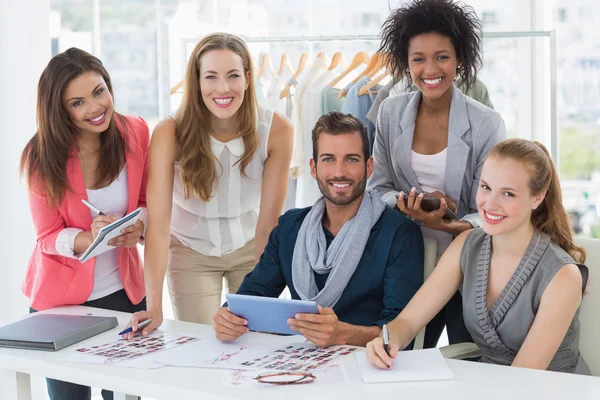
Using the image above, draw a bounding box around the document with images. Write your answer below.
[62,333,199,367]
[356,348,454,383]
[61,331,306,370]
[79,207,142,262]
[231,343,360,373]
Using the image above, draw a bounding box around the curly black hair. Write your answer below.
[379,0,483,91]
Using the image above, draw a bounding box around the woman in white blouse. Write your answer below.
[127,32,293,333]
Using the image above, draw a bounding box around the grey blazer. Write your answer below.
[367,85,507,227]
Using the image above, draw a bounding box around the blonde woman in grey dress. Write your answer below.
[366,139,590,375]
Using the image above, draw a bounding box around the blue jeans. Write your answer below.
[31,289,146,400]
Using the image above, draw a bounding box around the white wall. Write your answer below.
[0,1,50,397]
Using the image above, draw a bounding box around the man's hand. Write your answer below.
[213,307,249,341]
[287,305,346,348]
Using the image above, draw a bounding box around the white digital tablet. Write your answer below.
[225,294,318,335]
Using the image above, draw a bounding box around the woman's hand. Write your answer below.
[366,336,401,370]
[396,188,451,231]
[91,215,117,240]
[108,220,144,248]
[428,190,457,213]
[122,308,164,340]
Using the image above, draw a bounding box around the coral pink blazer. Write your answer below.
[23,115,149,311]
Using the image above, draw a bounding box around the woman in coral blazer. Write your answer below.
[20,48,148,400]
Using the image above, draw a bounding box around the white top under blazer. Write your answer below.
[410,148,453,260]
[169,106,274,257]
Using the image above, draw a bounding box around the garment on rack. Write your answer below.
[284,76,298,119]
[265,74,287,116]
[366,80,395,126]
[295,69,337,208]
[281,76,299,213]
[320,86,345,114]
[254,77,268,105]
[289,55,329,179]
[340,76,380,154]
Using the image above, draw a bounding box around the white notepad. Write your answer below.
[79,208,142,262]
[356,348,454,383]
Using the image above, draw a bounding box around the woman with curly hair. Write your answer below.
[368,0,507,347]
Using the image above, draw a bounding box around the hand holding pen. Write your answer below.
[365,323,399,370]
[82,199,117,240]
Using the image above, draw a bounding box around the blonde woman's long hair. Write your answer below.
[175,32,258,201]
[489,139,586,263]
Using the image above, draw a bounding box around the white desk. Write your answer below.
[1,306,599,400]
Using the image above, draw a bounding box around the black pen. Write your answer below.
[383,323,390,357]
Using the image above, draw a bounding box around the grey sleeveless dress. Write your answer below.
[460,229,590,375]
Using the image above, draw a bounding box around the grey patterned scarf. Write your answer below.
[291,190,386,308]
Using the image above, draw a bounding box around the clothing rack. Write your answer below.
[179,30,557,161]
[239,31,554,43]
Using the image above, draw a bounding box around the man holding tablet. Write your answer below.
[213,112,424,348]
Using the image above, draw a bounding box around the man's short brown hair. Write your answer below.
[312,111,369,161]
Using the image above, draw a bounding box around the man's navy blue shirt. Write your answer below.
[236,206,424,328]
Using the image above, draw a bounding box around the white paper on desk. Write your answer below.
[152,338,282,370]
[224,363,348,387]
[229,343,360,373]
[61,332,199,368]
[356,348,454,383]
[62,352,164,369]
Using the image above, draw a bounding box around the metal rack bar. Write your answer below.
[182,31,553,46]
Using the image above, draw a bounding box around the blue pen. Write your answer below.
[118,319,152,336]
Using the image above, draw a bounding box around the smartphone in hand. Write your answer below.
[399,193,457,220]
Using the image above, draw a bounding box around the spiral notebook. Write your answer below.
[79,207,142,262]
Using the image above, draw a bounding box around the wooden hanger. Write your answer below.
[328,52,345,71]
[279,52,309,100]
[256,53,275,79]
[358,69,389,96]
[170,80,183,95]
[328,51,370,89]
[277,53,295,77]
[357,55,390,96]
[338,52,382,98]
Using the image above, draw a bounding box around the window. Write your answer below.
[557,8,568,23]
[554,0,600,238]
[481,11,498,25]
[48,0,600,238]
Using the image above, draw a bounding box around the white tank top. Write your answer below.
[86,165,128,300]
[170,106,274,257]
[410,148,453,260]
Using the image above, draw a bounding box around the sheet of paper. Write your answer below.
[229,343,360,373]
[356,348,454,383]
[61,332,199,367]
[153,339,280,370]
[224,363,348,387]
[62,331,307,370]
